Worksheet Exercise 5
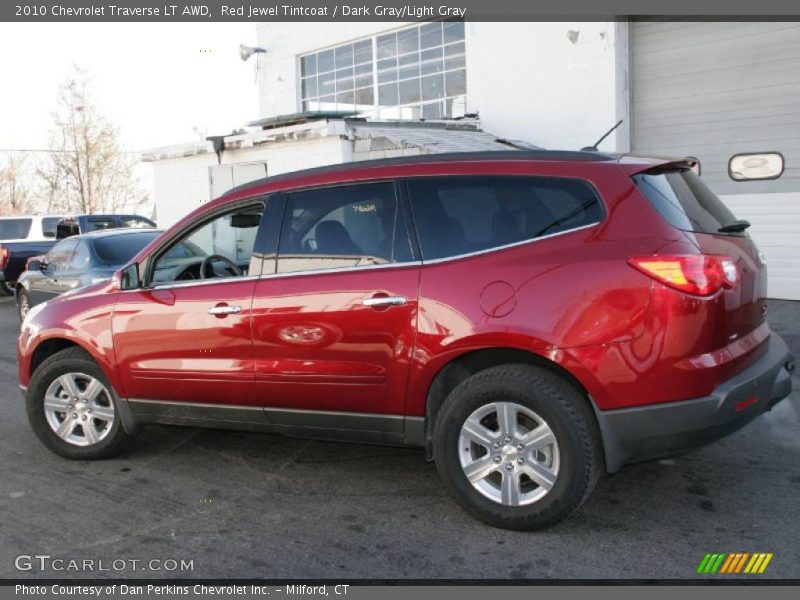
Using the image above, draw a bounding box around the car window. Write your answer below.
[93,231,162,265]
[277,182,412,274]
[151,203,264,284]
[45,239,79,272]
[408,176,605,261]
[56,221,79,239]
[0,218,32,240]
[41,217,61,238]
[86,219,117,232]
[120,216,156,229]
[66,241,92,271]
[633,169,740,235]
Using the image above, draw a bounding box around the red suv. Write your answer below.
[18,151,794,530]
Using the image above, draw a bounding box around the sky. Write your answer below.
[0,22,261,154]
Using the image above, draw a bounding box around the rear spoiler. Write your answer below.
[617,155,698,176]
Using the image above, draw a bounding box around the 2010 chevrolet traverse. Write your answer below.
[18,151,794,530]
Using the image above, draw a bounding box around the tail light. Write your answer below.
[628,255,738,296]
[0,246,8,270]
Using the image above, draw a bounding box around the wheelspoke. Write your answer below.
[82,378,105,403]
[520,424,556,451]
[496,402,517,437]
[522,461,557,491]
[44,394,70,412]
[58,374,81,399]
[82,421,99,445]
[55,417,76,440]
[91,405,115,423]
[461,417,497,448]
[463,455,499,484]
[501,470,522,506]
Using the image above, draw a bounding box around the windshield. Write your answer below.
[0,218,33,240]
[92,231,161,265]
[632,169,740,235]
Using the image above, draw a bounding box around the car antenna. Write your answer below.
[581,120,623,151]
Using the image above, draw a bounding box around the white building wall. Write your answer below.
[256,22,625,151]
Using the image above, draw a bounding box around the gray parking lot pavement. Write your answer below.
[0,295,798,580]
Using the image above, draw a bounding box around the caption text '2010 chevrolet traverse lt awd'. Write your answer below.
[18,151,794,530]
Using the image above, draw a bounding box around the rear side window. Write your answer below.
[633,169,739,235]
[0,218,32,240]
[41,217,61,238]
[86,219,117,232]
[408,176,604,261]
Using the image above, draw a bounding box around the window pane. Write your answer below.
[336,75,354,92]
[335,44,354,69]
[317,49,334,73]
[445,69,466,96]
[0,218,32,240]
[399,79,421,104]
[399,51,420,67]
[355,86,374,106]
[301,54,316,77]
[378,83,399,106]
[399,64,420,81]
[354,39,373,65]
[445,41,466,57]
[378,67,398,84]
[421,60,444,76]
[397,28,419,54]
[301,77,317,99]
[377,33,397,58]
[420,22,443,49]
[354,62,372,76]
[422,102,443,120]
[318,95,336,109]
[443,21,465,44]
[278,183,404,273]
[421,74,444,101]
[421,47,444,62]
[318,71,335,96]
[445,56,466,71]
[408,176,604,260]
[336,90,355,108]
[355,73,373,89]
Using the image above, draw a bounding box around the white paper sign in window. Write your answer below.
[729,153,784,181]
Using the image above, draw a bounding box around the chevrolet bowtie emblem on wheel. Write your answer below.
[697,552,773,574]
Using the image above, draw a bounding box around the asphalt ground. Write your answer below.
[0,295,798,580]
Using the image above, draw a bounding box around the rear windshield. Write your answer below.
[0,218,32,240]
[632,169,739,235]
[92,231,161,265]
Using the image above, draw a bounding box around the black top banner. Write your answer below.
[5,0,800,21]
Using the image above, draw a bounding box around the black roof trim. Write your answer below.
[224,150,616,198]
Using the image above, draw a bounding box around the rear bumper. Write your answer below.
[596,333,795,473]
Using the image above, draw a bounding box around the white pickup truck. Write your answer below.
[0,215,64,295]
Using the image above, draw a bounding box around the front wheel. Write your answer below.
[26,347,132,460]
[433,364,602,530]
[17,288,31,321]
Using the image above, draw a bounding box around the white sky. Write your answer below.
[0,23,261,153]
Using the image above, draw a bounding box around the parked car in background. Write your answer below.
[55,214,156,239]
[17,151,794,530]
[0,215,64,296]
[15,229,164,320]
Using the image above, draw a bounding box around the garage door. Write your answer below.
[631,21,800,300]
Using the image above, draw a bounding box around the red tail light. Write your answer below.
[628,255,738,296]
[0,246,8,270]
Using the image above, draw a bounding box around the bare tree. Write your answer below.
[38,66,147,214]
[0,154,34,215]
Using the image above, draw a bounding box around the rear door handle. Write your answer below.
[208,304,242,316]
[362,296,407,308]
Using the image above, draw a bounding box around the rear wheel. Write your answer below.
[17,289,31,321]
[0,282,13,296]
[433,364,602,530]
[27,348,132,459]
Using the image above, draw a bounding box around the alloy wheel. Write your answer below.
[43,373,115,447]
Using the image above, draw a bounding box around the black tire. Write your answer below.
[0,281,13,296]
[17,288,30,321]
[26,347,132,460]
[433,364,603,530]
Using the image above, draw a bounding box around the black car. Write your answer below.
[15,229,168,320]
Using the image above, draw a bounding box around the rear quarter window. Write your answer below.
[632,169,740,235]
[407,176,604,261]
[0,218,33,240]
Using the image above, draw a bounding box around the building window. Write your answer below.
[300,21,466,120]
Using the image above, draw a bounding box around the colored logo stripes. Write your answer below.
[697,552,773,574]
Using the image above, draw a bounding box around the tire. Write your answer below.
[26,347,132,460]
[433,364,602,530]
[17,288,31,321]
[0,281,13,296]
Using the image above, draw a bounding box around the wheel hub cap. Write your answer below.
[43,373,114,447]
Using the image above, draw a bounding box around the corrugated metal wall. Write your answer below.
[631,21,800,300]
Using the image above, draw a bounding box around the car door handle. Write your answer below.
[208,304,242,315]
[362,296,407,308]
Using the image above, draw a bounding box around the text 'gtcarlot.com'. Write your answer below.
[14,554,193,573]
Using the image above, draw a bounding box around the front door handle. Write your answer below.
[208,304,242,316]
[362,296,407,308]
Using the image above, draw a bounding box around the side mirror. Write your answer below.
[113,263,141,291]
[27,259,43,272]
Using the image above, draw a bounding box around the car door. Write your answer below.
[111,200,268,406]
[251,181,421,428]
[29,239,78,305]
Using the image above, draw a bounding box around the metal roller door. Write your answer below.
[631,21,800,299]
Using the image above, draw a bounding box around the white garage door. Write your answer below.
[631,21,800,300]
